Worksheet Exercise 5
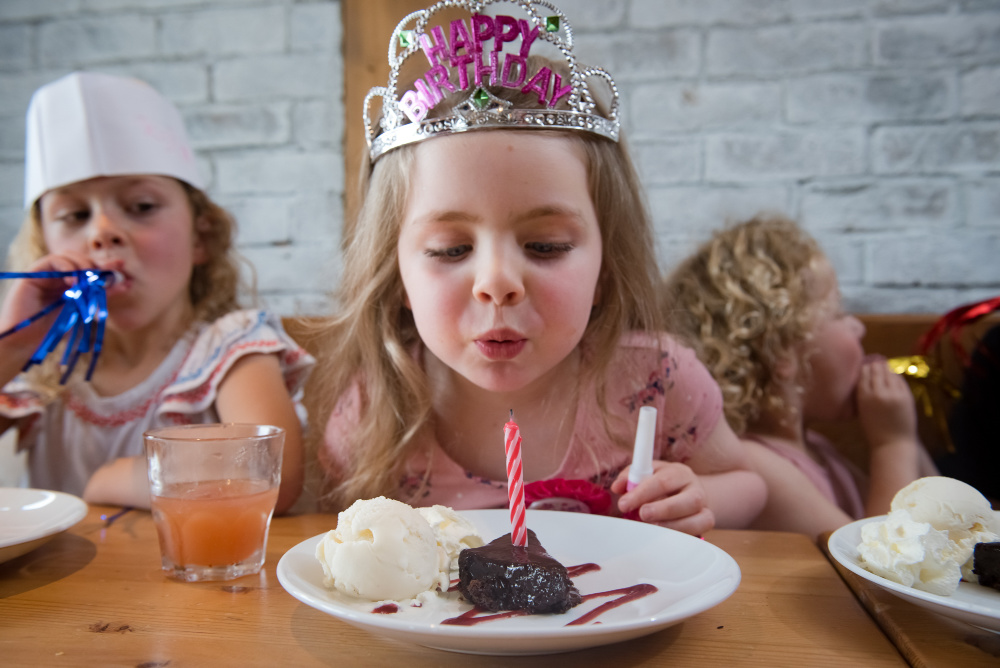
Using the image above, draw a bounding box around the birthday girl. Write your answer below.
[0,72,314,514]
[308,0,766,536]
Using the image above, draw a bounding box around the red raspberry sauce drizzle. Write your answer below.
[565,583,658,626]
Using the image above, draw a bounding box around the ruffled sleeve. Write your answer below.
[0,375,44,420]
[157,309,315,417]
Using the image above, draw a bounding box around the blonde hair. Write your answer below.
[5,179,249,391]
[308,64,661,511]
[662,214,825,435]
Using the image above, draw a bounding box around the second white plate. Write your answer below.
[0,487,88,564]
[828,513,1000,633]
[277,509,741,655]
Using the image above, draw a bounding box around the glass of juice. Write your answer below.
[144,423,284,582]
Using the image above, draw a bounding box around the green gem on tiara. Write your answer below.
[471,88,491,109]
[545,16,560,32]
[399,30,416,48]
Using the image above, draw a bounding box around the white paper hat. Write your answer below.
[24,71,204,208]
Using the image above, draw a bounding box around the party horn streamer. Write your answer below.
[0,269,119,383]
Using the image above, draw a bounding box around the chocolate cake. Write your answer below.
[457,529,581,614]
[973,542,1000,591]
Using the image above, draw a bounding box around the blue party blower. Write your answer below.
[0,269,121,383]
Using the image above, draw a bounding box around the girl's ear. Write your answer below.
[192,215,210,265]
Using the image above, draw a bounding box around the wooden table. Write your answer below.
[0,507,905,666]
[819,535,1000,667]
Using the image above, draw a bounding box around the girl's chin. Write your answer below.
[456,367,545,395]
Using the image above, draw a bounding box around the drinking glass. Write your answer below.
[145,423,284,582]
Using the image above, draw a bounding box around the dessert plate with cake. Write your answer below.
[278,508,741,655]
[829,512,1000,634]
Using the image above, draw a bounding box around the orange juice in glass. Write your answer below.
[145,424,284,582]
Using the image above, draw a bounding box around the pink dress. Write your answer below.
[321,332,724,510]
[747,432,866,519]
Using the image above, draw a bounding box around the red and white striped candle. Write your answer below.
[504,410,528,547]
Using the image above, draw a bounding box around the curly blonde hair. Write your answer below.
[662,214,825,435]
[306,59,662,511]
[5,179,249,391]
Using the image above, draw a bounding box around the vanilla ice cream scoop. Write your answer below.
[316,497,441,601]
[892,476,999,537]
[418,504,484,575]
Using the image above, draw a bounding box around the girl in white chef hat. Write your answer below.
[0,72,313,514]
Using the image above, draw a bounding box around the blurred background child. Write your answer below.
[663,214,937,540]
[0,72,314,514]
[306,3,766,537]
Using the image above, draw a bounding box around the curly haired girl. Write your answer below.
[664,214,937,539]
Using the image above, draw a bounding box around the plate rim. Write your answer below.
[277,508,741,653]
[0,487,89,549]
[828,513,1000,625]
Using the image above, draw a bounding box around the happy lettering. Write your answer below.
[399,13,571,122]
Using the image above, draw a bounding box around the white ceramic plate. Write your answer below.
[828,513,1000,633]
[0,488,88,564]
[277,509,741,655]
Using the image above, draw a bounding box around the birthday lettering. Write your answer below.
[400,13,566,123]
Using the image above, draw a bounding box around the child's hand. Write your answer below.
[611,461,716,536]
[856,356,919,450]
[0,254,88,354]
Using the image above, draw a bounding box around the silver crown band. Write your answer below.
[364,0,621,163]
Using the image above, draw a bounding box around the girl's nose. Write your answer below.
[473,244,524,306]
[87,211,126,251]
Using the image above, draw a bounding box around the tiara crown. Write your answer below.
[364,0,620,163]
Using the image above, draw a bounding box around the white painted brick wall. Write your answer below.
[566,0,1000,313]
[1,0,998,315]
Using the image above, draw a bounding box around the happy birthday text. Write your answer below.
[400,14,572,123]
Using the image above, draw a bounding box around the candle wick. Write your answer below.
[509,408,514,420]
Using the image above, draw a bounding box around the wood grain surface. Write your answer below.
[0,506,908,666]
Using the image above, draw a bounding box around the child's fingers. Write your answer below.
[631,486,707,524]
[616,462,697,513]
[644,507,715,536]
[861,358,910,399]
[608,467,631,494]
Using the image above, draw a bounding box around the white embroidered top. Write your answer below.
[0,310,315,496]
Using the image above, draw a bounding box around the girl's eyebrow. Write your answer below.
[516,204,586,223]
[410,210,479,226]
[413,205,586,226]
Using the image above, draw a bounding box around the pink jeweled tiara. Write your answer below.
[364,0,621,163]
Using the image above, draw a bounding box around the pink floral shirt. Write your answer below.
[321,333,723,510]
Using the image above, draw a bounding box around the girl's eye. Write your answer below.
[56,209,91,225]
[526,241,573,257]
[425,244,472,260]
[128,200,159,215]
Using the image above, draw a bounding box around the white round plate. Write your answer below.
[0,488,88,564]
[277,509,741,655]
[828,513,1000,633]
